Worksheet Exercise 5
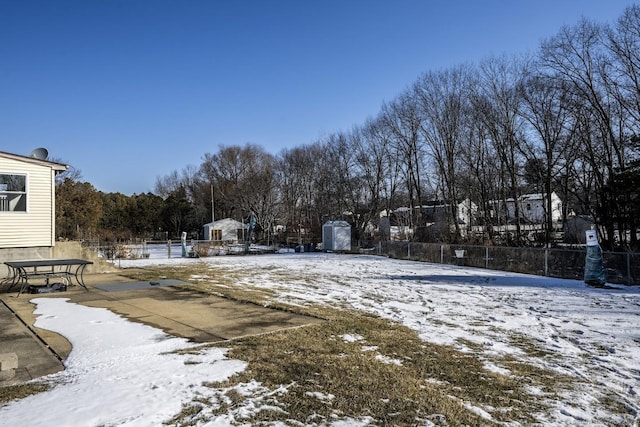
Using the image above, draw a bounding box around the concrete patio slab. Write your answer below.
[0,273,322,386]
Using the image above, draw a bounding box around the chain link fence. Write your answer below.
[370,241,639,286]
[82,239,639,286]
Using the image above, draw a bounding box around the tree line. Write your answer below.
[57,6,640,250]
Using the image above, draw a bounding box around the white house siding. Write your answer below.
[493,192,563,224]
[0,156,58,248]
[513,193,562,223]
[203,218,247,243]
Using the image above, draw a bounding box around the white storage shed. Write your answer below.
[203,218,247,243]
[322,220,351,252]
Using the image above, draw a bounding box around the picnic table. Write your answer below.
[3,259,93,296]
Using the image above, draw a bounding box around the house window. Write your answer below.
[0,174,27,212]
[211,229,222,241]
[526,203,531,211]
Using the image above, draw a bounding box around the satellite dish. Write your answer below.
[29,147,49,160]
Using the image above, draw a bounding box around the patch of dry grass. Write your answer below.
[202,313,550,425]
[0,383,49,405]
[130,264,575,425]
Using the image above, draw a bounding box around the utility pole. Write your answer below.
[211,184,216,224]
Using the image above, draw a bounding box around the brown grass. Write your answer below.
[199,312,552,426]
[0,383,49,405]
[137,264,573,425]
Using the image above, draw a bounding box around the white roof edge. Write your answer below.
[0,151,69,171]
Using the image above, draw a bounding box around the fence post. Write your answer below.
[440,244,444,264]
[407,242,411,259]
[485,246,489,269]
[168,240,171,258]
[544,248,549,277]
[628,252,632,286]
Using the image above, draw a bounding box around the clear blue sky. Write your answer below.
[1,0,634,195]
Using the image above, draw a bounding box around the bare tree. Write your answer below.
[519,72,578,244]
[379,92,426,229]
[326,128,379,241]
[198,144,277,242]
[474,54,529,244]
[603,5,640,247]
[604,5,640,136]
[413,64,475,241]
[358,116,403,238]
[154,170,184,199]
[276,144,323,244]
[458,106,501,243]
[541,18,629,247]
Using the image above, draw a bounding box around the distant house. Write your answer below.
[379,199,478,240]
[203,218,247,243]
[420,199,478,239]
[0,150,67,251]
[379,207,413,240]
[420,199,477,227]
[484,192,563,224]
[516,192,563,223]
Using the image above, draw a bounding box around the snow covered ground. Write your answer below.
[1,251,639,426]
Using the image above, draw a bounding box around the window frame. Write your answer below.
[0,173,28,212]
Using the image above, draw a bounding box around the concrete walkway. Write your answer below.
[0,272,322,385]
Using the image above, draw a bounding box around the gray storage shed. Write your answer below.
[322,220,351,252]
